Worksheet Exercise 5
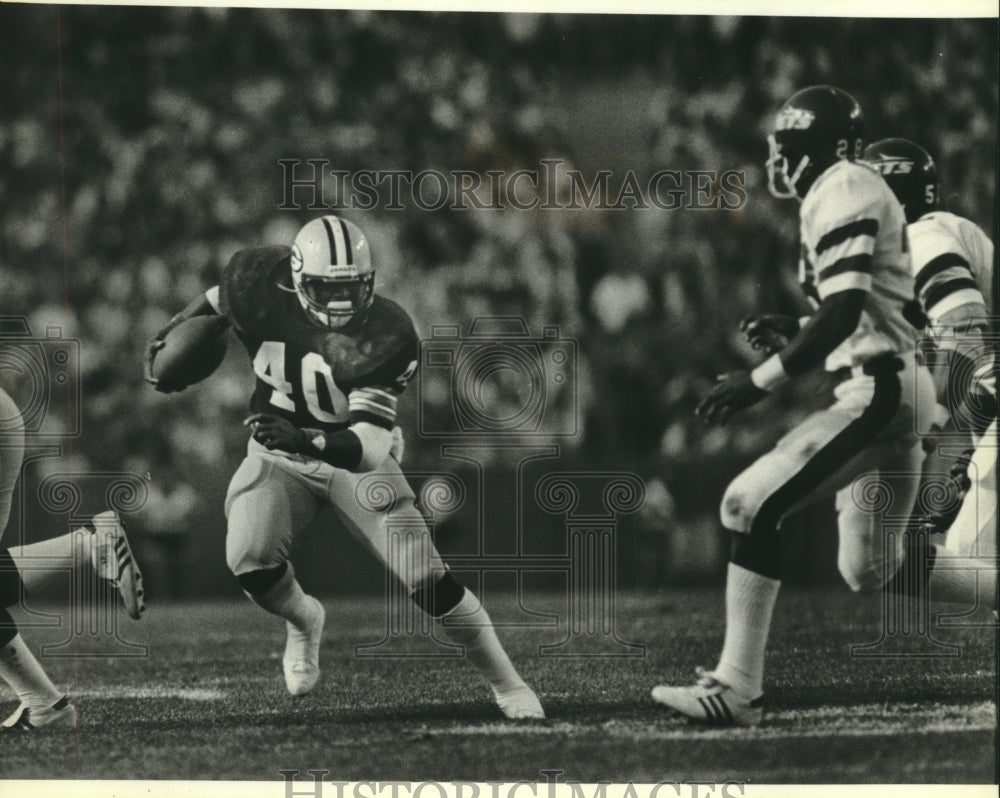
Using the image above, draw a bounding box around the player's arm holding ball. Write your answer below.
[144,286,229,392]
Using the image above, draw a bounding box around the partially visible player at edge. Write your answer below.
[145,215,544,719]
[651,86,996,727]
[0,389,144,732]
[865,137,996,562]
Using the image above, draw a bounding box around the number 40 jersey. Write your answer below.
[212,246,418,434]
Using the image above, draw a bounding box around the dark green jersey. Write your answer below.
[219,246,418,433]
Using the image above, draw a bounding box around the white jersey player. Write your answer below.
[866,138,996,560]
[651,88,997,727]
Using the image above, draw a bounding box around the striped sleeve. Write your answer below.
[813,218,878,299]
[349,386,400,429]
[348,346,418,430]
[912,250,986,323]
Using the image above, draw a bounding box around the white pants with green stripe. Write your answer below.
[721,356,936,591]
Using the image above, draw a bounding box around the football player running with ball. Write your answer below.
[864,137,996,565]
[651,86,995,727]
[145,215,544,720]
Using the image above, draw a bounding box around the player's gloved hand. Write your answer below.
[924,447,975,534]
[948,447,975,495]
[696,370,768,427]
[739,314,800,355]
[389,426,405,464]
[244,413,309,453]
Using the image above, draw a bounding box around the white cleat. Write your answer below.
[283,596,325,696]
[1,695,77,732]
[90,510,145,620]
[651,667,764,727]
[493,684,545,720]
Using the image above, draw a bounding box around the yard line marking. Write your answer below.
[430,702,996,740]
[73,686,226,701]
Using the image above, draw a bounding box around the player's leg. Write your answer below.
[329,461,543,719]
[0,388,75,732]
[935,422,998,614]
[945,423,997,559]
[653,366,907,725]
[836,441,996,611]
[6,512,144,620]
[224,445,323,695]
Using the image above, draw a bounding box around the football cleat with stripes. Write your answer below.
[90,510,145,620]
[651,667,764,727]
[0,695,77,732]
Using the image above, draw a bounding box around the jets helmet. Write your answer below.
[291,215,374,328]
[766,85,865,199]
[863,138,939,224]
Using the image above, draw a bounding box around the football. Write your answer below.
[152,315,230,391]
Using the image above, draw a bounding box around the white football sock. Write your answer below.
[245,564,315,631]
[0,634,62,709]
[436,589,526,693]
[9,528,96,594]
[929,547,997,610]
[713,563,781,697]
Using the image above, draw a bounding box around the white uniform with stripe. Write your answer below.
[722,160,935,591]
[908,211,996,557]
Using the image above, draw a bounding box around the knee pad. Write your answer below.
[720,482,755,533]
[721,462,779,533]
[0,607,18,648]
[236,562,289,596]
[0,548,23,609]
[410,571,466,618]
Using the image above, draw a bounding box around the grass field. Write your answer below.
[0,588,996,783]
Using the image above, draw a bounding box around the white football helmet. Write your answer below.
[291,216,374,328]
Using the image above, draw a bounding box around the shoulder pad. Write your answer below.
[219,246,292,334]
[320,296,418,387]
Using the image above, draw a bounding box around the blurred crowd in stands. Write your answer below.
[1,8,995,594]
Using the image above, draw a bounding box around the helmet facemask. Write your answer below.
[766,134,809,200]
[297,270,375,329]
[290,216,375,330]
